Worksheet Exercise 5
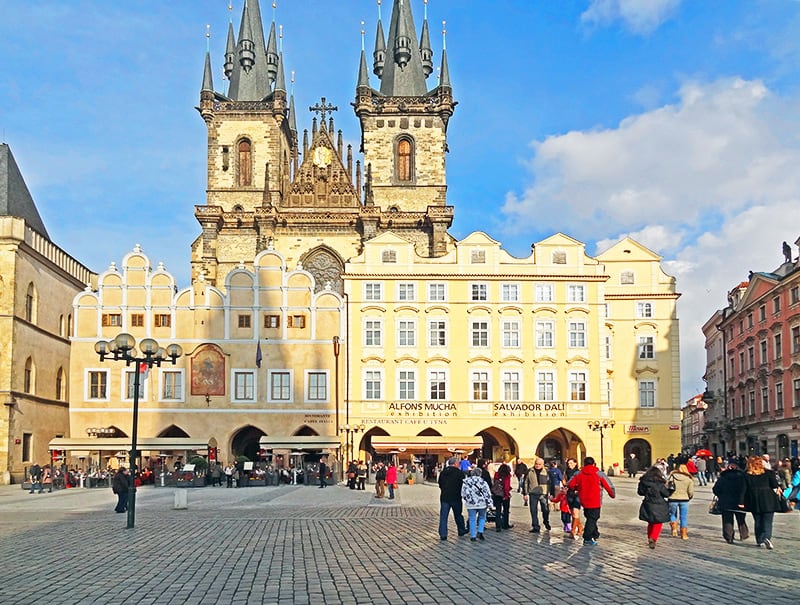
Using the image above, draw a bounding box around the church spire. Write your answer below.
[379,0,428,96]
[227,0,271,101]
[373,1,386,78]
[223,13,236,82]
[439,20,451,91]
[201,25,214,93]
[419,0,433,79]
[265,7,279,85]
[358,22,371,92]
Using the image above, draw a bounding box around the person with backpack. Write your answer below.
[491,463,513,531]
[28,463,42,494]
[568,456,616,546]
[667,457,694,540]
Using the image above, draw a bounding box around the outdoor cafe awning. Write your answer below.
[258,436,342,450]
[48,437,217,452]
[370,436,483,454]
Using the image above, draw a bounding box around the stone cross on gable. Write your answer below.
[309,97,337,122]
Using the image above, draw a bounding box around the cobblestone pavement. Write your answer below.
[0,476,797,605]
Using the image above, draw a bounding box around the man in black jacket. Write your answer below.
[438,457,468,540]
[112,467,129,513]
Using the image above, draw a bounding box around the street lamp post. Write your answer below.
[587,419,616,472]
[339,423,366,468]
[95,333,182,529]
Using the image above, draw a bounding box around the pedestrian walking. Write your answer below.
[549,486,573,536]
[386,462,398,499]
[28,463,42,494]
[667,459,694,540]
[462,467,493,542]
[568,456,615,546]
[637,466,672,548]
[224,463,234,487]
[523,457,551,533]
[356,460,367,491]
[741,455,780,549]
[695,456,708,486]
[713,460,750,543]
[374,462,387,498]
[514,458,528,493]
[564,457,583,539]
[112,467,130,513]
[490,462,513,531]
[438,457,468,540]
[318,459,328,488]
[627,453,640,478]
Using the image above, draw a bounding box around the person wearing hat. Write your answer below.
[712,460,749,544]
[112,467,130,513]
[437,457,468,540]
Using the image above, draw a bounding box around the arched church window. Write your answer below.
[238,139,252,186]
[396,138,413,182]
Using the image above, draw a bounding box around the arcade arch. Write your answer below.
[535,428,586,463]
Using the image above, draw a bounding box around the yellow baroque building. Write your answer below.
[57,0,681,475]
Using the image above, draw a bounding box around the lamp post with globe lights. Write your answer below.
[95,333,182,528]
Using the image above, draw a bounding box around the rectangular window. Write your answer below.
[776,382,784,410]
[130,314,144,327]
[739,351,745,372]
[773,295,781,314]
[471,250,486,263]
[759,305,766,322]
[365,283,382,301]
[470,283,488,302]
[270,371,291,401]
[537,371,555,401]
[471,371,489,401]
[569,372,587,401]
[429,371,447,400]
[102,313,122,327]
[397,320,416,347]
[234,371,255,401]
[535,284,553,302]
[568,321,586,348]
[398,370,416,400]
[636,302,653,318]
[761,386,769,413]
[747,313,753,328]
[397,283,416,301]
[501,283,519,302]
[429,320,447,347]
[264,314,280,328]
[638,336,655,360]
[793,326,800,354]
[124,370,145,400]
[307,372,327,402]
[238,314,251,328]
[759,340,768,365]
[22,433,32,462]
[748,390,756,415]
[364,320,382,346]
[792,287,800,305]
[794,379,800,407]
[428,283,446,302]
[365,370,382,400]
[502,320,520,348]
[502,371,520,401]
[471,320,489,347]
[748,346,755,369]
[287,315,306,328]
[162,371,182,400]
[639,380,656,408]
[154,314,171,328]
[774,333,782,359]
[729,357,735,376]
[536,320,554,348]
[88,371,108,399]
[567,284,586,303]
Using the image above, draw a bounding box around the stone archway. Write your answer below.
[360,426,390,462]
[156,425,189,438]
[230,425,266,462]
[475,427,519,462]
[535,428,586,464]
[624,438,652,469]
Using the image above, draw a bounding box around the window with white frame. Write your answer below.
[502,320,520,348]
[161,370,183,401]
[773,295,781,314]
[397,283,416,301]
[428,283,446,302]
[569,371,587,401]
[471,370,489,401]
[794,379,800,407]
[364,370,382,400]
[639,380,656,407]
[269,370,292,402]
[568,320,586,348]
[397,319,416,347]
[471,320,489,347]
[761,386,769,413]
[502,370,520,401]
[233,371,256,402]
[567,284,586,303]
[398,370,416,400]
[638,336,655,360]
[306,371,328,402]
[776,382,784,410]
[792,326,800,354]
[759,340,768,364]
[535,283,553,302]
[87,370,109,400]
[537,370,555,401]
[536,320,555,348]
[470,283,488,302]
[636,302,653,318]
[501,283,519,302]
[775,333,782,359]
[364,282,382,301]
[429,370,447,400]
[364,319,383,346]
[428,319,447,347]
[124,369,146,400]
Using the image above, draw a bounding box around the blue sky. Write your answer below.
[3,0,800,401]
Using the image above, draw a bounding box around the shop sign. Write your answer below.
[669,424,681,430]
[387,402,458,417]
[625,424,650,434]
[492,402,566,418]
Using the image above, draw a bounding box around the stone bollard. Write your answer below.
[174,489,188,510]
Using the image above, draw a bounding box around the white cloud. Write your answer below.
[501,77,800,399]
[581,0,682,35]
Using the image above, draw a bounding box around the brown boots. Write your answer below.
[670,522,678,537]
[571,518,583,539]
[681,527,688,540]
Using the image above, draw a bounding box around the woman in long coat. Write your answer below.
[637,466,672,549]
[741,455,780,549]
[713,460,749,543]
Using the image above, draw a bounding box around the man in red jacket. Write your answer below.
[568,457,615,545]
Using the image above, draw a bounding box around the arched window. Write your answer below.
[59,314,65,337]
[25,282,37,322]
[396,138,413,182]
[67,314,73,336]
[24,357,34,394]
[238,139,252,186]
[56,367,66,400]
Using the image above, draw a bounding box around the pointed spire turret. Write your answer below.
[224,5,236,80]
[288,72,297,134]
[266,20,279,85]
[202,25,214,93]
[238,2,256,72]
[226,0,271,101]
[439,20,451,91]
[378,0,428,96]
[419,0,433,78]
[275,52,286,93]
[393,4,412,69]
[373,1,386,78]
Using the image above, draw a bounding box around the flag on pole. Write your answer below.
[256,339,262,369]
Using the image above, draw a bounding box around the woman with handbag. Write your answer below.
[741,455,780,549]
[637,466,672,548]
[713,460,749,543]
[667,457,694,539]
